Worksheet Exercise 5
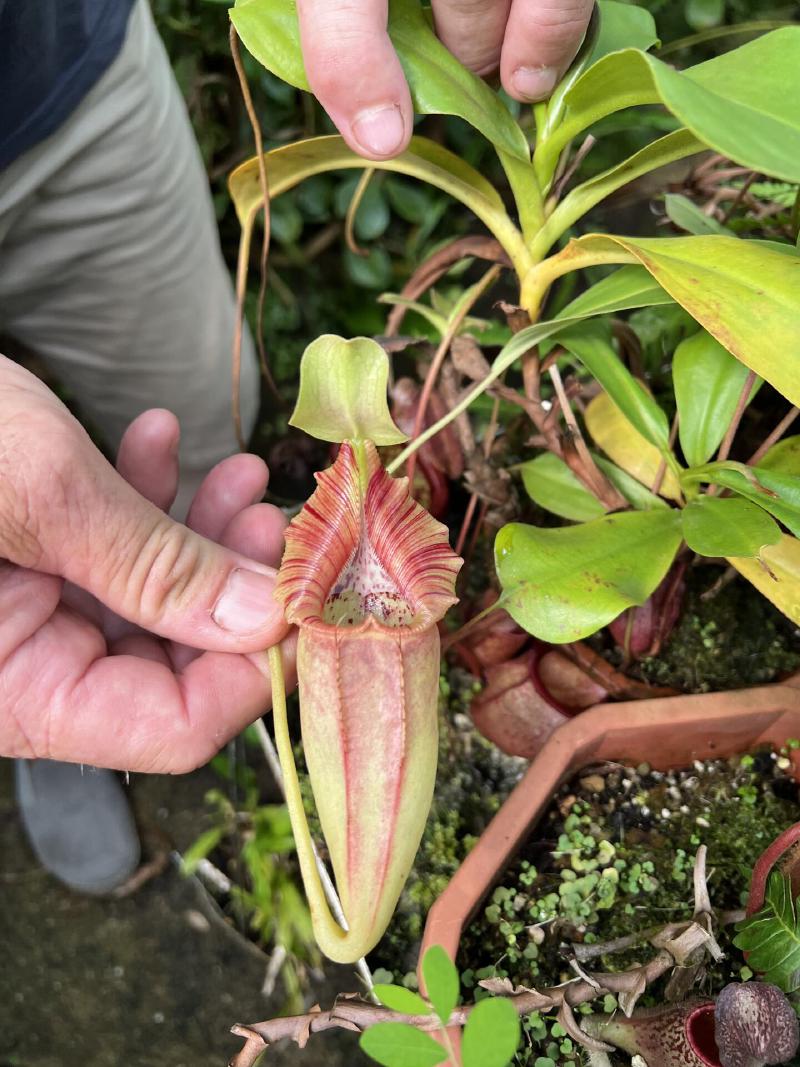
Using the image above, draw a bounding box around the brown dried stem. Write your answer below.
[405,264,501,488]
[385,237,510,337]
[229,25,281,428]
[706,370,758,496]
[548,362,626,510]
[748,405,800,466]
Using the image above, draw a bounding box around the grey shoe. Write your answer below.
[15,759,140,894]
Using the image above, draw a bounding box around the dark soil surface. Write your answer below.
[0,759,367,1067]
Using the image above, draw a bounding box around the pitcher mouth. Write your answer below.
[687,1003,721,1067]
[275,440,462,630]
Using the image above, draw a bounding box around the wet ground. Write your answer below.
[0,760,366,1067]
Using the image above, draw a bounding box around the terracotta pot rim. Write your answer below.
[420,675,800,982]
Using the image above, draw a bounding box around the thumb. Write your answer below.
[70,474,288,652]
[1,408,287,654]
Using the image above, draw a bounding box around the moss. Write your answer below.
[460,749,800,1065]
[632,565,800,693]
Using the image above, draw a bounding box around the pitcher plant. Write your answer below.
[268,335,462,963]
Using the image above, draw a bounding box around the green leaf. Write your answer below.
[290,335,407,444]
[760,436,800,475]
[462,998,521,1067]
[180,828,224,875]
[389,286,705,477]
[590,0,659,61]
[664,193,730,236]
[593,455,669,510]
[734,872,800,992]
[231,0,529,162]
[685,0,725,31]
[536,130,705,253]
[377,294,450,337]
[558,29,800,183]
[563,234,800,409]
[386,177,434,224]
[389,0,529,161]
[359,1023,447,1067]
[374,985,432,1016]
[681,496,781,557]
[539,1,657,143]
[689,463,800,539]
[556,319,671,450]
[518,453,605,522]
[673,329,758,467]
[729,534,800,626]
[344,246,393,290]
[228,135,527,278]
[346,177,390,241]
[754,469,800,536]
[556,265,673,319]
[421,945,459,1028]
[495,510,683,643]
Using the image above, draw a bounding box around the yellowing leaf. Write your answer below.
[228,135,528,278]
[571,235,800,409]
[730,535,800,625]
[585,392,682,501]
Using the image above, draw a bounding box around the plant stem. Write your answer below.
[406,264,501,488]
[441,596,508,652]
[656,19,793,58]
[344,168,376,255]
[439,1023,461,1067]
[747,406,800,465]
[266,645,372,963]
[520,246,631,321]
[652,412,680,495]
[229,25,281,411]
[498,150,545,244]
[547,362,626,510]
[716,370,758,464]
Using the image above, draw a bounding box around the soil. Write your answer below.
[628,564,800,694]
[458,747,800,1065]
[0,758,367,1067]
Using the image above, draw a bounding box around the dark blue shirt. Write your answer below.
[0,0,136,172]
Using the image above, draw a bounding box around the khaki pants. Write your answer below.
[0,0,258,514]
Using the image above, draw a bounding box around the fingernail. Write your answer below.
[213,568,282,634]
[512,65,558,102]
[352,105,405,158]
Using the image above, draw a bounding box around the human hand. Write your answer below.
[0,356,294,773]
[296,0,594,160]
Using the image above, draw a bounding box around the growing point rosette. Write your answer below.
[270,336,462,963]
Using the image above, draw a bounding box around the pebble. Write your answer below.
[696,816,710,828]
[185,909,211,933]
[579,774,606,793]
